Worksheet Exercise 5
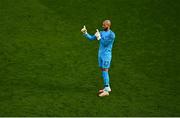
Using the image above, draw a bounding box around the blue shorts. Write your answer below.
[98,55,112,69]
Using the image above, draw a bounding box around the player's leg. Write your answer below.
[99,68,111,97]
[98,56,109,92]
[102,56,111,89]
[99,58,112,97]
[99,68,111,92]
[99,69,110,97]
[102,68,111,90]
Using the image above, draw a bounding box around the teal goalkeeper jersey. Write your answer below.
[83,30,115,58]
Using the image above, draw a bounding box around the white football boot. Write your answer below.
[99,86,111,93]
[99,91,109,97]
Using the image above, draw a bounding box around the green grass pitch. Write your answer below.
[0,0,179,116]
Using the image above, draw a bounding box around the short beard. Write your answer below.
[104,27,109,31]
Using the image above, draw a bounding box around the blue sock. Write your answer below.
[102,71,110,87]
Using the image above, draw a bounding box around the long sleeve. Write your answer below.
[83,33,97,41]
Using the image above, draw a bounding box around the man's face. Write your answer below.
[102,22,110,31]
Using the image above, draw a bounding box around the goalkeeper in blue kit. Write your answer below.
[81,20,115,97]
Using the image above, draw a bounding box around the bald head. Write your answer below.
[102,20,111,31]
[103,20,111,26]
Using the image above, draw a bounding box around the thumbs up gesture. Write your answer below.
[95,29,101,40]
[81,25,87,34]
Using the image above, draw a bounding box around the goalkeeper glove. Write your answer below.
[95,29,101,40]
[81,25,87,34]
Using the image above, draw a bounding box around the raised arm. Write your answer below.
[81,25,97,41]
[83,33,97,41]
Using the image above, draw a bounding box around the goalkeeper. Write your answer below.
[81,20,115,97]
